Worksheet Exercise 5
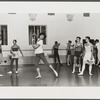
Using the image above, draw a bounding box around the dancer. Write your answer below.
[72,37,83,73]
[78,36,94,76]
[52,41,62,66]
[0,40,3,76]
[93,40,98,65]
[70,44,75,66]
[32,33,58,78]
[0,40,3,64]
[66,40,72,65]
[95,39,100,66]
[7,39,24,74]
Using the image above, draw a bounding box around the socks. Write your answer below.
[36,68,41,77]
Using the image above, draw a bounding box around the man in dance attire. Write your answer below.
[32,33,58,78]
[72,37,83,73]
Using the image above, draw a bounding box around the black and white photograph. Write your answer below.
[0,12,100,86]
[0,1,100,99]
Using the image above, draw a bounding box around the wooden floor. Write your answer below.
[0,64,100,86]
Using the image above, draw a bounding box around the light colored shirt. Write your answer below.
[35,39,44,54]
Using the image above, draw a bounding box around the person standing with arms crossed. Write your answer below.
[66,40,72,65]
[52,41,62,66]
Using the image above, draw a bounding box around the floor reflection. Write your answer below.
[10,74,19,86]
[0,64,99,86]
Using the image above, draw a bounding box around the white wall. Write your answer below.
[0,13,100,58]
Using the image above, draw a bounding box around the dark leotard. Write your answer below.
[75,43,83,57]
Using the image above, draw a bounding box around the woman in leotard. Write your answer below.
[78,36,94,76]
[72,37,83,73]
[7,40,23,74]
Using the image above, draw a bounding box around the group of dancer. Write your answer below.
[32,33,58,78]
[0,33,59,78]
[0,32,99,78]
[66,36,100,76]
[32,33,100,78]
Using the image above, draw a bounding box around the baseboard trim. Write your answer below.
[0,63,65,67]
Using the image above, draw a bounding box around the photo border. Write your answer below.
[0,1,100,100]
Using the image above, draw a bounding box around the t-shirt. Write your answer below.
[35,39,44,54]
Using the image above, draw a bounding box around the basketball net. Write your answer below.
[29,13,37,21]
[32,33,37,44]
[66,14,74,22]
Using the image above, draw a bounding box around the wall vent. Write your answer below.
[83,13,90,17]
[8,13,16,14]
[48,13,55,16]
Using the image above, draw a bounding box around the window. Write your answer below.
[83,13,90,17]
[29,25,47,45]
[0,25,8,45]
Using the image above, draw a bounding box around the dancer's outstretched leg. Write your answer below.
[35,54,41,78]
[40,53,58,77]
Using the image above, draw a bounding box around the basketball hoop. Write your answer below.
[66,14,74,22]
[29,13,37,21]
